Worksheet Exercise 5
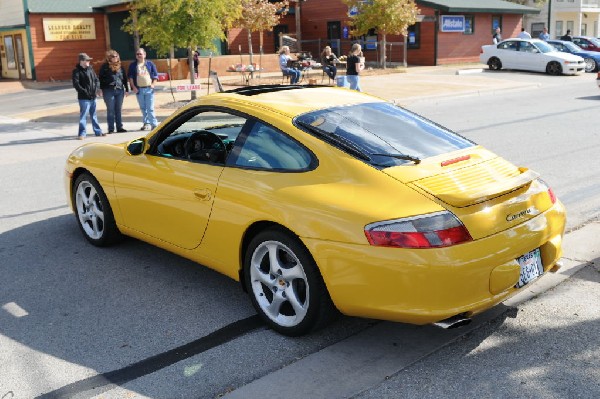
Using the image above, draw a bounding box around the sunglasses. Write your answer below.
[110,55,119,58]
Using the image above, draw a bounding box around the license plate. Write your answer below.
[516,248,543,288]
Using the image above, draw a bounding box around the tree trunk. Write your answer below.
[247,29,254,79]
[381,32,387,69]
[188,47,196,100]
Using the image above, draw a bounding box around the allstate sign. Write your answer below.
[440,15,465,32]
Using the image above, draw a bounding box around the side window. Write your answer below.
[232,121,313,171]
[498,41,517,51]
[154,109,248,164]
[519,42,536,53]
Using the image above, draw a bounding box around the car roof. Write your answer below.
[197,85,386,117]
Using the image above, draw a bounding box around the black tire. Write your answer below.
[243,227,337,336]
[488,57,502,70]
[546,61,562,76]
[72,173,121,247]
[584,57,597,73]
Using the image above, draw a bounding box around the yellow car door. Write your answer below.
[113,153,222,250]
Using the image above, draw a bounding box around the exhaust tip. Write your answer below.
[433,314,472,329]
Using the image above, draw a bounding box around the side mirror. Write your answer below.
[127,138,146,155]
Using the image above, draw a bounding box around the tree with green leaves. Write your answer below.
[124,0,241,99]
[342,0,419,69]
[235,0,288,69]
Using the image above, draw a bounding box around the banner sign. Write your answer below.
[440,16,465,32]
[43,18,96,41]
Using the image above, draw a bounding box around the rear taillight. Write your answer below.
[538,179,557,204]
[365,211,472,248]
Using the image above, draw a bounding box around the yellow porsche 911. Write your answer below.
[65,85,566,336]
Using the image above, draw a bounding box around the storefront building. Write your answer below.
[2,0,541,82]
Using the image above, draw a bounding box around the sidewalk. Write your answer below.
[1,63,529,123]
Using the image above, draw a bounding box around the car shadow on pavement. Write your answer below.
[0,214,371,398]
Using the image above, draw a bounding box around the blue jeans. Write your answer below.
[136,87,158,127]
[323,65,337,79]
[282,68,301,84]
[102,88,125,132]
[78,99,102,137]
[346,75,361,92]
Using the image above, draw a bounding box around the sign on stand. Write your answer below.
[176,84,202,92]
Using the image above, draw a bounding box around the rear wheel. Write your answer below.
[244,228,337,336]
[73,173,121,246]
[488,57,502,70]
[584,57,597,72]
[546,61,563,75]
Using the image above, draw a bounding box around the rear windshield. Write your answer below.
[294,102,474,167]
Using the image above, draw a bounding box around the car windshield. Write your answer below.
[588,37,600,46]
[535,41,556,53]
[295,102,474,167]
[562,41,584,52]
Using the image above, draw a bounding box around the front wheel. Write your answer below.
[244,228,337,336]
[488,57,502,70]
[73,173,121,246]
[584,58,597,72]
[546,61,563,76]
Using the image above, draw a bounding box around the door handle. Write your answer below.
[193,189,212,201]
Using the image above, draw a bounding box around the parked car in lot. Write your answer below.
[547,39,600,72]
[65,85,566,336]
[572,36,600,52]
[480,38,585,75]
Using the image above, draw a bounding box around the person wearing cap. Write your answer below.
[128,48,159,131]
[72,52,104,139]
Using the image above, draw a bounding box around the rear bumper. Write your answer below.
[304,200,566,325]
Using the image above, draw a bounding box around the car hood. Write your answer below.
[546,51,584,62]
[381,146,556,240]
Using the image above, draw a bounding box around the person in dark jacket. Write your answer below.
[99,49,129,133]
[72,52,103,139]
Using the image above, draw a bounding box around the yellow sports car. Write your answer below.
[65,85,566,336]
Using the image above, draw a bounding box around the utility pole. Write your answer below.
[547,0,552,35]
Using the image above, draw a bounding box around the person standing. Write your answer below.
[279,46,301,84]
[345,43,364,92]
[539,27,550,41]
[517,28,531,39]
[492,27,503,44]
[561,29,573,41]
[320,46,338,81]
[99,49,128,133]
[72,53,104,140]
[128,48,159,131]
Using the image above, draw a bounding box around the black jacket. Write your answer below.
[72,63,100,100]
[98,63,129,91]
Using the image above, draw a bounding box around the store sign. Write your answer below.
[43,18,96,41]
[440,16,465,32]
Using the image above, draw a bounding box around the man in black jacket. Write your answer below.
[72,53,104,139]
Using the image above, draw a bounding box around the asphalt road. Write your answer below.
[0,69,599,398]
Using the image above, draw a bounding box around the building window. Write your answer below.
[555,21,563,38]
[531,22,545,39]
[3,35,16,70]
[581,23,587,36]
[408,23,420,49]
[567,21,574,35]
[492,15,502,33]
[464,15,474,35]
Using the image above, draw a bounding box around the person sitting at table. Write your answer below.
[279,46,301,84]
[320,46,338,81]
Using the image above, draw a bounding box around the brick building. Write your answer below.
[1,0,540,82]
